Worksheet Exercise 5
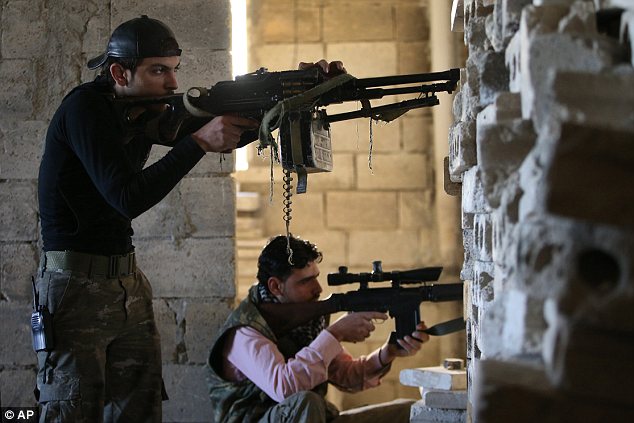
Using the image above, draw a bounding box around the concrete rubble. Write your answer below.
[401,359,468,422]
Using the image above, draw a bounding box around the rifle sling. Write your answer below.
[259,73,355,150]
[422,317,465,336]
[289,115,308,193]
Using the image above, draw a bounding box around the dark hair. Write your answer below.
[257,235,322,286]
[100,57,139,86]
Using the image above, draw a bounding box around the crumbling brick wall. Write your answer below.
[0,2,235,421]
[450,0,634,421]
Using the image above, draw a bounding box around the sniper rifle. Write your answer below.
[258,261,464,348]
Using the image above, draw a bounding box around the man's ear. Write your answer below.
[267,277,284,297]
[110,63,128,87]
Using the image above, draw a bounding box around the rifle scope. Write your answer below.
[328,261,443,286]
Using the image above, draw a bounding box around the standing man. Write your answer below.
[35,15,258,422]
[207,235,431,423]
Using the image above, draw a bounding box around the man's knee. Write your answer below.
[278,391,327,423]
[291,391,325,407]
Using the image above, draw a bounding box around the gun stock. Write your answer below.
[257,297,340,338]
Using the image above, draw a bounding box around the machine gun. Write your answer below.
[258,261,464,347]
[113,67,460,193]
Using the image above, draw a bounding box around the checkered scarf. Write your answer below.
[256,283,325,348]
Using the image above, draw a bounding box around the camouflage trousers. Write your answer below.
[34,262,163,422]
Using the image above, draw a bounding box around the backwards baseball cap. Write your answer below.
[87,15,182,70]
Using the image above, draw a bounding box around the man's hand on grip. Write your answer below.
[326,311,387,343]
[192,115,259,153]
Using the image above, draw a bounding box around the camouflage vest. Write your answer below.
[206,285,328,423]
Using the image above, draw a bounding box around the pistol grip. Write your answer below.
[388,332,406,350]
[391,307,420,349]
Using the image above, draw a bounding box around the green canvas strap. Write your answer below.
[259,73,355,152]
[42,251,136,279]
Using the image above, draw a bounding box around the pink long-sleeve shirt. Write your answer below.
[220,326,390,403]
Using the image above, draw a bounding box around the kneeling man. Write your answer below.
[207,235,430,423]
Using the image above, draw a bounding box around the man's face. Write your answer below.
[120,56,180,97]
[274,261,323,304]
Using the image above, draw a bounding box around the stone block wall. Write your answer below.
[237,0,465,411]
[0,1,235,421]
[450,0,634,421]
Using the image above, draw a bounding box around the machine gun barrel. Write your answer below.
[352,68,460,88]
[324,97,439,123]
[317,69,459,106]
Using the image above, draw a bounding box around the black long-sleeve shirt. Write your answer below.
[38,76,205,255]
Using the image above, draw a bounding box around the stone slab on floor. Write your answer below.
[410,400,466,423]
[420,388,468,410]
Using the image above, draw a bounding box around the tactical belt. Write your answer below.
[42,251,136,278]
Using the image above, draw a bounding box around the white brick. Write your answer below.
[448,120,476,181]
[545,70,634,132]
[473,213,493,262]
[421,388,468,409]
[501,290,546,355]
[461,167,488,214]
[471,51,509,107]
[475,118,535,208]
[460,228,475,281]
[520,29,616,125]
[545,123,634,227]
[410,400,467,422]
[400,366,467,390]
[476,92,521,125]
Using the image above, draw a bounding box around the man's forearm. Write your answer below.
[257,298,339,337]
[226,327,342,402]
